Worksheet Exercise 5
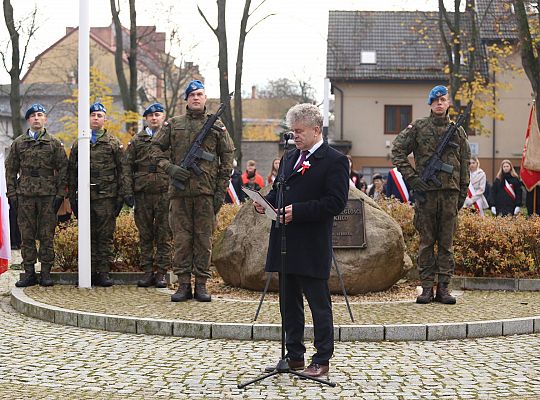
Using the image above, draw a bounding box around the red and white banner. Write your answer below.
[389,168,410,202]
[0,153,10,275]
[520,103,540,191]
[467,182,484,216]
[503,179,516,201]
[227,181,240,205]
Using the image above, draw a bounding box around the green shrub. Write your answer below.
[54,205,241,272]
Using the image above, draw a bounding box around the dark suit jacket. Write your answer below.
[264,142,349,279]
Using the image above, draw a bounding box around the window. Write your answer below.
[384,105,412,134]
[361,51,376,64]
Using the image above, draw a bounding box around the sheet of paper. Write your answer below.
[241,186,277,220]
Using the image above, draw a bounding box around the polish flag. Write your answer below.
[520,103,540,191]
[389,168,410,202]
[227,181,240,205]
[0,153,10,275]
[467,182,484,216]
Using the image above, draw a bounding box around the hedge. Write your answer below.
[53,200,540,278]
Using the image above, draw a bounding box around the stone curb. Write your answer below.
[451,276,540,291]
[10,287,540,342]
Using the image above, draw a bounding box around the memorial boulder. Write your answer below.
[212,186,412,294]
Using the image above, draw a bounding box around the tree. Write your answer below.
[513,1,540,124]
[0,0,38,138]
[59,66,139,149]
[198,1,234,145]
[258,77,316,103]
[153,28,199,119]
[436,0,515,133]
[198,0,273,167]
[110,0,138,133]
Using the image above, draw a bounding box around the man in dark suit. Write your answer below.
[254,104,349,378]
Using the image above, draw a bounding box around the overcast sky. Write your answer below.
[0,0,442,101]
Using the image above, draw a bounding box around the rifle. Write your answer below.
[172,92,234,190]
[418,102,472,192]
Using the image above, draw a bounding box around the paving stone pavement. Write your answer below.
[21,285,540,325]
[1,291,540,398]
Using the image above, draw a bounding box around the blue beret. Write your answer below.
[143,103,164,117]
[25,104,46,120]
[427,85,448,105]
[184,80,204,100]
[90,102,107,114]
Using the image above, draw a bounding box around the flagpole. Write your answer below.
[78,0,91,288]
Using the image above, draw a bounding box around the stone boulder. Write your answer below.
[212,186,413,294]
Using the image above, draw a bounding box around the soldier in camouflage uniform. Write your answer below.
[125,103,171,288]
[68,102,129,287]
[6,104,68,287]
[391,85,470,304]
[150,80,235,302]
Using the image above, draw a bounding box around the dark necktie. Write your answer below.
[293,150,309,171]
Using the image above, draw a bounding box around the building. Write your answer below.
[0,23,202,153]
[327,0,532,183]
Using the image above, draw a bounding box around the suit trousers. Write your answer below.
[280,273,334,365]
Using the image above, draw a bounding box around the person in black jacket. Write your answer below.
[254,104,349,379]
[490,159,522,216]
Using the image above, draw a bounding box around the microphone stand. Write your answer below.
[238,132,335,389]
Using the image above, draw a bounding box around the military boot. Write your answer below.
[434,282,456,304]
[416,285,434,304]
[171,275,192,302]
[155,272,167,289]
[95,272,114,287]
[39,264,54,287]
[194,277,211,302]
[15,265,38,288]
[137,272,155,287]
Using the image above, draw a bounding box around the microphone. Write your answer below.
[283,131,293,141]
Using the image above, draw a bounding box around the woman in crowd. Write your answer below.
[490,159,522,216]
[347,155,363,190]
[266,158,280,185]
[463,156,489,213]
[368,173,386,200]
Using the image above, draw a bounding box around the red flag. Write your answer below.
[520,103,540,192]
[0,153,10,275]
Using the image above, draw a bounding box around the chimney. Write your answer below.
[251,85,257,99]
[185,61,193,70]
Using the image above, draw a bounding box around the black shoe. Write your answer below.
[137,272,155,287]
[155,272,167,288]
[15,272,38,288]
[434,283,456,304]
[194,283,211,302]
[95,272,114,287]
[171,283,192,302]
[416,286,434,304]
[264,358,305,373]
[39,270,54,287]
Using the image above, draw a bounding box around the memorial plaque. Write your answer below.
[332,199,366,248]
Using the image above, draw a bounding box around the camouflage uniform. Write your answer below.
[391,113,470,286]
[5,129,68,276]
[68,129,126,274]
[150,108,235,280]
[125,128,172,275]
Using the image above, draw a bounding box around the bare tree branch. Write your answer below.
[197,5,218,36]
[19,6,38,70]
